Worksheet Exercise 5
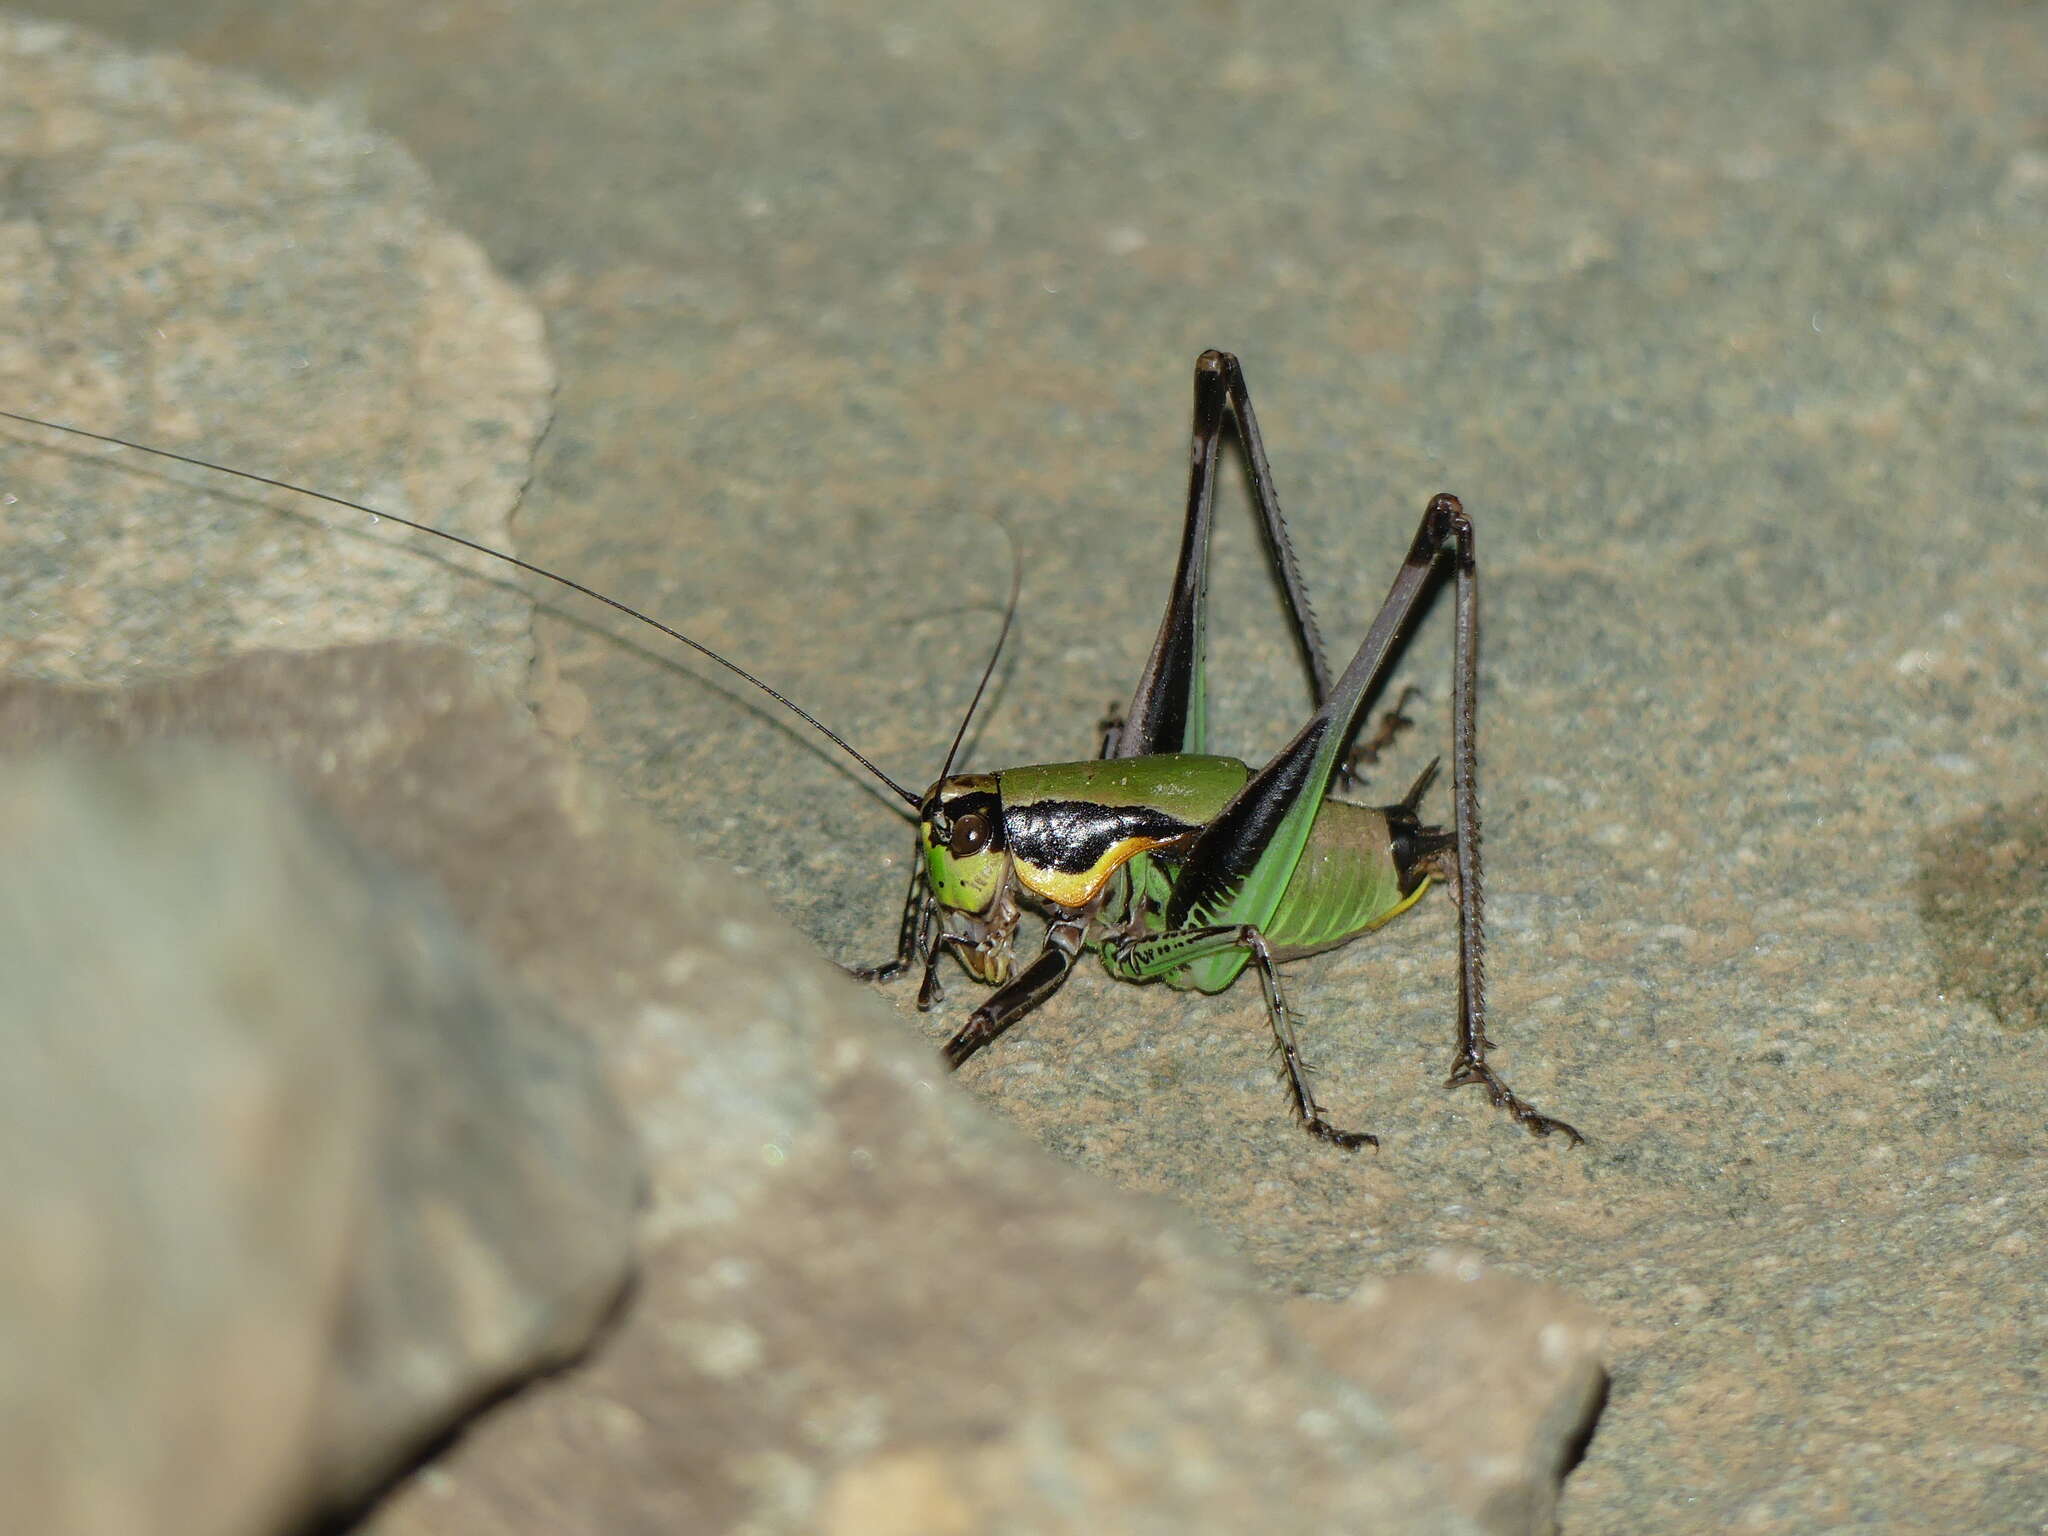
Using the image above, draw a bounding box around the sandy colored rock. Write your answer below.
[10,5,2047,1530]
[0,18,550,695]
[5,644,1516,1535]
[1288,1251,1608,1536]
[0,742,636,1535]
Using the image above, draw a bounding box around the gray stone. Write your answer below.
[4,644,1522,1535]
[0,750,367,1536]
[0,18,550,696]
[0,742,637,1535]
[1288,1252,1608,1536]
[15,2,2048,1529]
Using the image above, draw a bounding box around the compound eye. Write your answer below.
[949,809,992,858]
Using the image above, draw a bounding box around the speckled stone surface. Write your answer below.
[4,645,1543,1536]
[0,735,637,1534]
[11,3,2046,1529]
[0,20,550,693]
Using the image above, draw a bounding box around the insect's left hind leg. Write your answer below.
[1434,502,1584,1145]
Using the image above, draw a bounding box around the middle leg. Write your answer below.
[1109,922,1377,1150]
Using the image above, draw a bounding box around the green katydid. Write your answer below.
[0,349,1580,1148]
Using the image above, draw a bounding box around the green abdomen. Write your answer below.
[1258,799,1416,960]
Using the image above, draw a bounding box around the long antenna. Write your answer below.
[0,409,924,811]
[935,522,1023,783]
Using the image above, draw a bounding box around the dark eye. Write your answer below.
[949,810,991,858]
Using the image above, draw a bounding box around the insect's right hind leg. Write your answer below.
[1116,350,1336,760]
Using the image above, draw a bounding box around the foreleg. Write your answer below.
[942,917,1088,1069]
